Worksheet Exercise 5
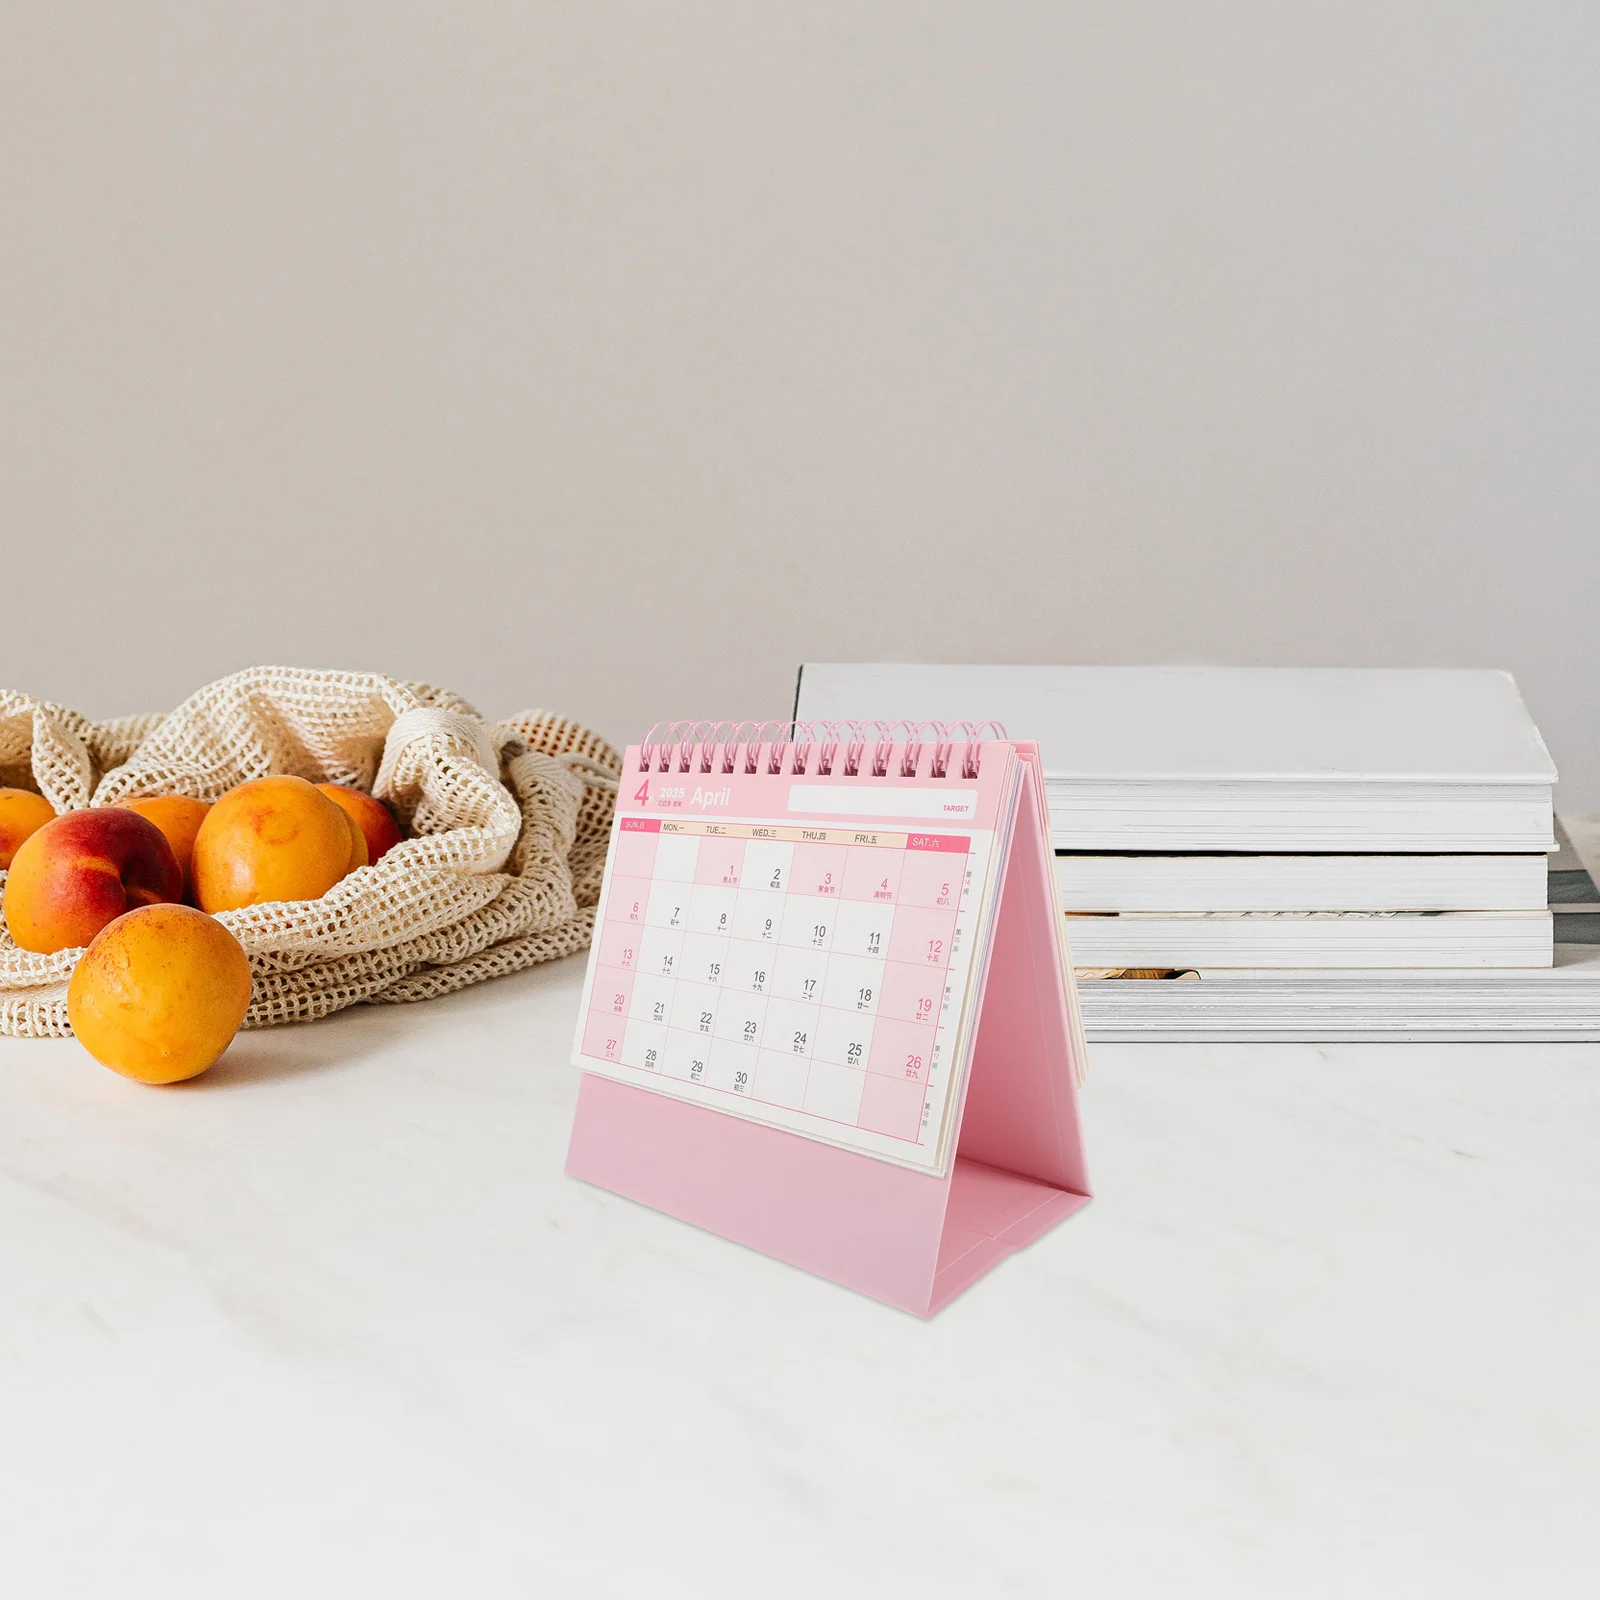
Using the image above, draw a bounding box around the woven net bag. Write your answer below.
[0,667,619,1038]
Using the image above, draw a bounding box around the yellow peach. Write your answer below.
[192,776,355,913]
[120,795,212,902]
[67,903,253,1084]
[338,806,368,873]
[0,787,56,870]
[317,784,402,865]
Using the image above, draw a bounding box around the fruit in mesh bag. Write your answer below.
[336,806,368,873]
[192,775,359,912]
[67,903,252,1083]
[0,787,57,869]
[317,784,402,865]
[119,795,212,902]
[3,808,183,954]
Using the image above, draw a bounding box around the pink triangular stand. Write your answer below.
[565,750,1091,1316]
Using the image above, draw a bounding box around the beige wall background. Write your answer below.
[3,5,1597,801]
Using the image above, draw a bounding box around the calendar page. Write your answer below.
[572,743,1021,1172]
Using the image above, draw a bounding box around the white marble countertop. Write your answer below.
[2,957,1596,1597]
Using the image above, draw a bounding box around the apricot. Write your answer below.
[0,788,56,870]
[120,795,212,901]
[317,784,401,865]
[67,903,253,1083]
[192,775,354,912]
[338,807,368,873]
[4,809,183,954]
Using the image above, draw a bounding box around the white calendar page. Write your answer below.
[572,746,1019,1172]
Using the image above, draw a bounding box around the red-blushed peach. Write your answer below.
[3,808,183,954]
[0,788,56,870]
[120,795,212,902]
[191,776,354,913]
[67,903,253,1083]
[316,784,402,866]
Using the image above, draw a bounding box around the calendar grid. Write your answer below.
[580,812,978,1152]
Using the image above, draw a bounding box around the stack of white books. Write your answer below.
[796,663,1600,1041]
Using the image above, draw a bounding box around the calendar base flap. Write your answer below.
[930,1160,1090,1314]
[567,1070,959,1315]
[567,1076,1086,1316]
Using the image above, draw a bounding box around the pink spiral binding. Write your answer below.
[635,719,1008,777]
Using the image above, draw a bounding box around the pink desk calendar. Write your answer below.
[566,721,1091,1316]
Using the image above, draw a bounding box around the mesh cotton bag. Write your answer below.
[0,666,619,1038]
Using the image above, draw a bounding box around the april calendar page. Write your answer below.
[572,746,1019,1172]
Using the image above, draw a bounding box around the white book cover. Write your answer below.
[796,664,1557,851]
[1063,909,1553,970]
[794,664,1556,785]
[1055,853,1549,912]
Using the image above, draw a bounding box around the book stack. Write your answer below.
[796,663,1600,1041]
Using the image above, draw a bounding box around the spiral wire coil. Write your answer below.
[636,720,1008,781]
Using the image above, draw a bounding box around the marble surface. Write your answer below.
[2,957,1596,1598]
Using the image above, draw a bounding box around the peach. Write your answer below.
[317,784,401,865]
[0,787,56,870]
[192,775,354,912]
[338,807,368,873]
[3,808,183,954]
[67,903,253,1083]
[120,795,212,901]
